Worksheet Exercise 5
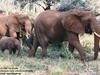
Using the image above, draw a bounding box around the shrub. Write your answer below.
[56,0,100,15]
[48,42,75,59]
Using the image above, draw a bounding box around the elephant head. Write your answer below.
[62,9,100,60]
[61,9,100,36]
[12,13,32,39]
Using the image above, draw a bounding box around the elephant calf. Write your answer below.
[0,36,21,55]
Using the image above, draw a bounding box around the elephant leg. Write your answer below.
[28,37,39,57]
[26,38,32,49]
[67,32,85,62]
[9,49,12,54]
[12,49,16,54]
[17,46,21,56]
[20,39,23,49]
[17,49,20,56]
[68,43,75,53]
[1,49,5,53]
[94,34,99,60]
[39,35,48,58]
[41,44,48,58]
[9,30,17,38]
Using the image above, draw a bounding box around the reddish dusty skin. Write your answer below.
[0,13,32,39]
[28,9,99,62]
[0,36,21,55]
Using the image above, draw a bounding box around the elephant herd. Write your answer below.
[0,9,100,62]
[0,13,32,55]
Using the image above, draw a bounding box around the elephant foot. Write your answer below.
[43,57,48,59]
[42,52,48,58]
[94,56,97,60]
[43,55,48,58]
[82,61,87,66]
[9,50,13,55]
[80,53,86,63]
[28,49,36,57]
[94,52,98,60]
[28,53,35,57]
[28,50,36,57]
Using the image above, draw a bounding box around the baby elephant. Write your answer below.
[0,36,21,55]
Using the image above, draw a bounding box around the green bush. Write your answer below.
[48,42,75,59]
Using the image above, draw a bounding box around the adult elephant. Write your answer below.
[0,13,32,39]
[28,9,100,62]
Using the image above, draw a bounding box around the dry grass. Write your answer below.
[0,34,100,75]
[0,0,100,75]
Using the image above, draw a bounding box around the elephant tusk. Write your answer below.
[26,32,30,39]
[94,32,100,38]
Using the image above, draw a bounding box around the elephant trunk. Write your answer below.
[25,20,32,39]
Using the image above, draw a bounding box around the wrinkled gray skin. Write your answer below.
[0,36,21,55]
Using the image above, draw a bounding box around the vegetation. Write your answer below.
[0,34,99,75]
[0,0,100,75]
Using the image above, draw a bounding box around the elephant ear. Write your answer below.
[62,11,85,34]
[14,14,29,29]
[74,10,97,33]
[13,14,26,25]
